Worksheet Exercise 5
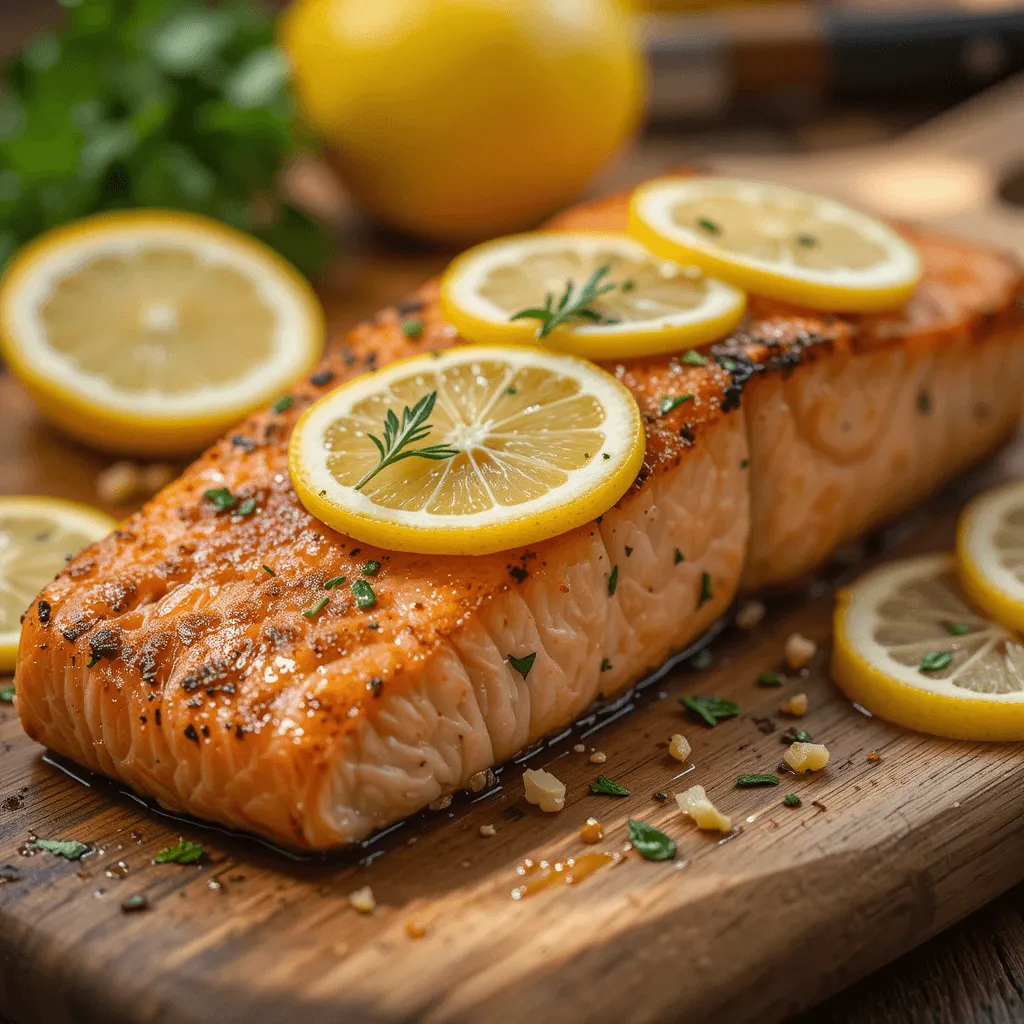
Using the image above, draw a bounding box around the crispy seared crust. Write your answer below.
[14,185,1024,847]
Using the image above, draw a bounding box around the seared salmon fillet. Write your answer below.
[14,186,1024,849]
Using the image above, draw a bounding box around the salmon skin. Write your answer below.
[15,186,1024,849]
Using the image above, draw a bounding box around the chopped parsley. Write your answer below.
[401,319,425,339]
[591,775,629,797]
[32,838,90,860]
[946,623,971,636]
[506,386,518,395]
[601,658,612,671]
[680,694,740,728]
[608,566,619,596]
[154,839,205,865]
[324,575,347,590]
[272,394,294,413]
[352,579,377,610]
[783,793,802,807]
[698,571,712,606]
[235,497,257,516]
[757,672,784,687]
[919,650,952,673]
[302,595,329,619]
[697,217,720,235]
[627,819,676,861]
[203,487,238,511]
[621,279,636,292]
[782,728,813,744]
[262,565,276,576]
[795,234,817,248]
[719,356,740,372]
[362,560,381,576]
[121,893,149,913]
[0,684,13,704]
[737,773,779,788]
[680,350,707,366]
[508,652,537,679]
[674,549,684,565]
[659,393,694,416]
[86,655,100,669]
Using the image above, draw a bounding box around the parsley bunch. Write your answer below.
[0,0,332,274]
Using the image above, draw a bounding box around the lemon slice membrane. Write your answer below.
[833,553,1024,741]
[0,211,324,455]
[630,178,922,312]
[0,497,116,672]
[440,232,745,359]
[957,481,1024,634]
[289,346,645,555]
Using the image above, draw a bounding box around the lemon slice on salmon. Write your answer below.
[0,497,116,673]
[832,553,1024,740]
[289,345,645,555]
[0,210,324,457]
[630,178,922,312]
[439,232,745,359]
[957,481,1024,634]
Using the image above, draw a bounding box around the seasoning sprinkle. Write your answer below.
[401,319,425,339]
[783,793,802,807]
[121,893,149,913]
[608,565,619,596]
[235,497,257,516]
[262,565,276,576]
[600,658,612,671]
[795,234,817,248]
[757,672,784,687]
[674,548,684,565]
[508,652,537,679]
[303,596,329,619]
[680,350,707,366]
[698,571,712,606]
[697,217,720,235]
[946,622,971,636]
[272,394,294,413]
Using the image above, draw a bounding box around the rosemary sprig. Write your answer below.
[510,265,617,339]
[355,391,460,491]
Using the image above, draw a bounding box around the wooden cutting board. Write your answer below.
[5,81,1024,1024]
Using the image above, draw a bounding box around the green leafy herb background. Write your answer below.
[0,0,332,274]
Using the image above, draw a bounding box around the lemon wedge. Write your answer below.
[832,553,1024,741]
[0,497,116,673]
[630,178,922,312]
[0,210,324,456]
[957,481,1024,634]
[288,345,645,555]
[439,232,745,359]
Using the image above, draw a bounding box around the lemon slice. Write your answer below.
[439,232,745,359]
[629,178,922,312]
[957,481,1024,634]
[289,345,645,555]
[0,497,116,673]
[0,210,324,456]
[832,553,1024,741]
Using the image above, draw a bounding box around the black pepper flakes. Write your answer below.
[37,600,51,626]
[309,368,336,387]
[366,677,383,698]
[184,724,200,744]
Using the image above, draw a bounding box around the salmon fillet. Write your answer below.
[14,187,1024,849]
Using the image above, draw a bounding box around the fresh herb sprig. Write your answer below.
[356,391,459,491]
[510,265,617,339]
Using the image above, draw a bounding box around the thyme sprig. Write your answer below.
[510,265,617,338]
[356,391,459,491]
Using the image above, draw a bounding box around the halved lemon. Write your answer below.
[957,481,1024,634]
[439,232,745,359]
[0,210,324,456]
[0,497,116,673]
[288,345,645,555]
[832,553,1024,741]
[629,178,922,312]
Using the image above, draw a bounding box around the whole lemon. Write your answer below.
[281,0,644,242]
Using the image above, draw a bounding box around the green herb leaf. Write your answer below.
[736,773,779,788]
[262,565,276,576]
[272,395,294,414]
[508,652,536,679]
[608,565,619,596]
[401,319,424,339]
[324,575,347,590]
[919,650,952,673]
[757,672,784,687]
[121,893,149,913]
[362,560,381,576]
[302,595,329,620]
[659,393,694,416]
[946,622,971,636]
[204,488,238,511]
[235,497,257,516]
[795,234,817,248]
[154,839,204,865]
[356,391,459,491]
[680,695,740,728]
[698,571,712,606]
[600,658,612,671]
[783,793,802,807]
[621,279,636,292]
[510,265,617,339]
[0,684,14,704]
[86,655,100,669]
[33,838,90,860]
[680,350,707,366]
[591,774,629,797]
[917,390,932,415]
[674,548,684,565]
[352,579,377,610]
[627,819,676,861]
[697,217,720,235]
